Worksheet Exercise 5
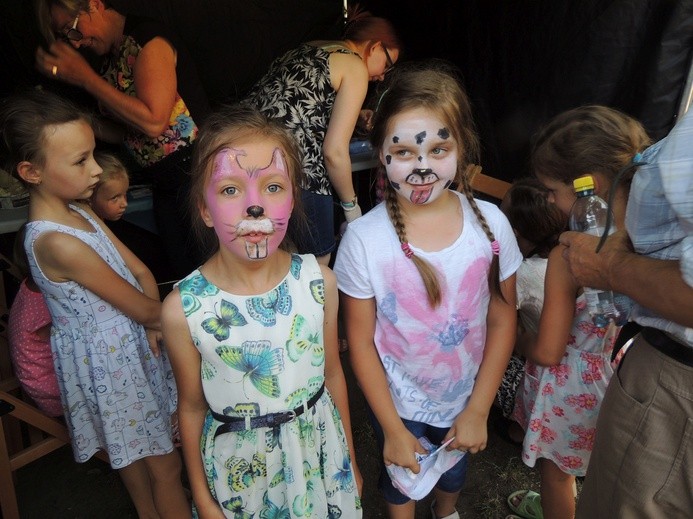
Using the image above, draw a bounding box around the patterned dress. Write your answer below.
[177,254,361,518]
[243,43,359,195]
[24,205,177,467]
[512,295,620,476]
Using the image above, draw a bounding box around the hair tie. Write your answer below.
[633,152,643,163]
[491,240,500,256]
[401,242,414,259]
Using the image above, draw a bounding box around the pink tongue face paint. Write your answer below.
[380,107,458,206]
[203,142,294,261]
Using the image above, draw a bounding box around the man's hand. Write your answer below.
[558,229,633,290]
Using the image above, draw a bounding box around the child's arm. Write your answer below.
[341,293,424,473]
[448,273,517,454]
[525,245,579,367]
[79,203,161,302]
[161,289,225,518]
[320,266,362,493]
[33,230,161,329]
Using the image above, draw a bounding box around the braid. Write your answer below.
[384,183,442,307]
[460,174,503,299]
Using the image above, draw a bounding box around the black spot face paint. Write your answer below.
[386,155,392,165]
[418,156,423,162]
[415,131,427,144]
[443,180,452,189]
[390,180,400,190]
[438,128,450,140]
[392,136,399,143]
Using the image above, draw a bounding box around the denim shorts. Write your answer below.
[296,189,336,257]
[367,408,468,504]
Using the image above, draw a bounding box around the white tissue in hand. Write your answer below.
[386,437,466,500]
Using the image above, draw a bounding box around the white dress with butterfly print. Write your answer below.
[512,294,620,476]
[177,254,361,518]
[24,205,178,468]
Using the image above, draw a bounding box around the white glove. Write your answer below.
[343,203,362,224]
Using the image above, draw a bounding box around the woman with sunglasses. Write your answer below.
[243,4,401,265]
[34,0,210,279]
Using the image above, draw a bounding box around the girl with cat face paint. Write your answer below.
[335,61,522,519]
[161,105,362,518]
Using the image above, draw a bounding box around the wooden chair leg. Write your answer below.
[0,416,21,519]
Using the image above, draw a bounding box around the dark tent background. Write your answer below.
[2,0,692,183]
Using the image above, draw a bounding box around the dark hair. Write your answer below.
[189,104,306,258]
[0,88,91,186]
[532,105,652,188]
[503,177,565,258]
[343,4,402,54]
[370,60,502,307]
[35,0,89,44]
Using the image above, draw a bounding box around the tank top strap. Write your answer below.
[318,42,361,59]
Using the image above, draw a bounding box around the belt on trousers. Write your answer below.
[211,383,325,438]
[641,327,693,367]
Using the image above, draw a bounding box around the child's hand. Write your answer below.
[146,329,162,358]
[447,407,488,454]
[383,429,425,473]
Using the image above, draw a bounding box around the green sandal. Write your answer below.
[507,489,544,519]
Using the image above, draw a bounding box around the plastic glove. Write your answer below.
[343,203,362,224]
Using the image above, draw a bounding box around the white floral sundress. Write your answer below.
[512,294,620,476]
[177,254,361,518]
[24,205,177,467]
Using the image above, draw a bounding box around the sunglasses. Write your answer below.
[383,45,394,74]
[62,14,82,42]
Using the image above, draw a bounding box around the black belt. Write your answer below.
[641,327,693,367]
[211,383,325,438]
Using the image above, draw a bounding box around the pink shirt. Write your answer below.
[8,280,62,417]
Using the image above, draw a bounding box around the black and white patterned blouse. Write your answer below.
[244,43,359,195]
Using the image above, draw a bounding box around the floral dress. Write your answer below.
[243,43,358,195]
[512,295,620,476]
[101,27,198,168]
[177,254,361,518]
[24,205,177,467]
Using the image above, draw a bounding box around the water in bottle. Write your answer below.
[568,175,619,326]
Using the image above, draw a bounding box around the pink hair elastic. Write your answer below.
[401,242,414,259]
[491,240,500,256]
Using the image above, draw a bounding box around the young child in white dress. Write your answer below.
[161,104,362,518]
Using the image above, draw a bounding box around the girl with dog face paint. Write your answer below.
[380,107,458,206]
[201,141,294,261]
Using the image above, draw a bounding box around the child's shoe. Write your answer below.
[430,499,460,519]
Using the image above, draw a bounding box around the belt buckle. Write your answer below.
[265,410,296,427]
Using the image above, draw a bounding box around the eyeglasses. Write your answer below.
[383,45,395,74]
[62,14,82,42]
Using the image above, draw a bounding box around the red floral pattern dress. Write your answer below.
[512,295,620,476]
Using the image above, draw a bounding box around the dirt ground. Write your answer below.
[13,352,546,519]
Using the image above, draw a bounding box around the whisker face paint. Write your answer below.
[203,141,294,261]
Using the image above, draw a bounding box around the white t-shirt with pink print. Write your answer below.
[335,191,522,427]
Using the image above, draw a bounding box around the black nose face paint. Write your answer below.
[246,205,265,218]
[405,168,439,185]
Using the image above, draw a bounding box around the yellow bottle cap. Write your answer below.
[573,175,595,192]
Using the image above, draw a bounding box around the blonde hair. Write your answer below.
[370,60,501,307]
[532,105,652,189]
[35,0,88,44]
[189,104,306,257]
[93,151,129,187]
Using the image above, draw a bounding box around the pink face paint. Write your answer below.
[204,144,293,260]
[380,108,458,206]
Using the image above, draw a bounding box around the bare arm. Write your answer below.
[161,290,225,518]
[36,38,177,138]
[447,274,517,453]
[34,231,161,329]
[559,230,693,328]
[323,53,369,205]
[340,292,423,473]
[321,267,361,493]
[525,246,578,366]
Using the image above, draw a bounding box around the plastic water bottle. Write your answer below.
[568,175,619,326]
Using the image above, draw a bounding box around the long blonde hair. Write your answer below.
[370,60,502,307]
